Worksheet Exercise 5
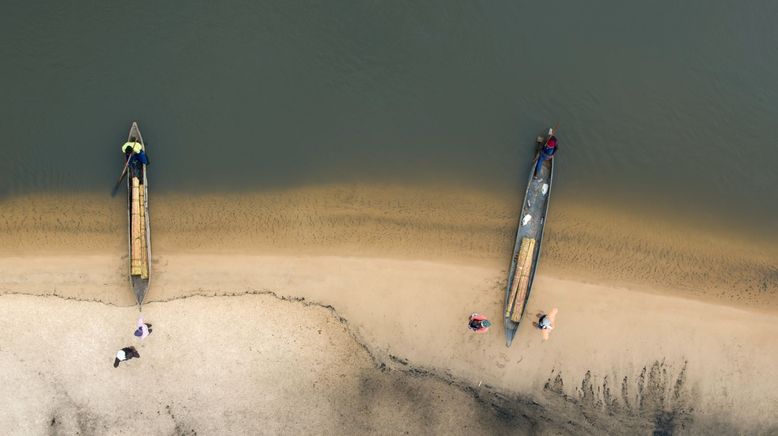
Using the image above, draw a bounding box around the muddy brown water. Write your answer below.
[1,1,776,242]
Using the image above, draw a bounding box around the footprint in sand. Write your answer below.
[495,353,509,369]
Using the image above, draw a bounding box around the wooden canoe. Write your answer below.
[126,121,151,306]
[503,128,555,346]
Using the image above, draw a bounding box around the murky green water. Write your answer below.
[1,1,776,236]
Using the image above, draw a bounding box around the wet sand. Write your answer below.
[2,186,775,308]
[1,186,777,434]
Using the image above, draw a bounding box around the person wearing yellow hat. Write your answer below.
[122,141,149,169]
[122,141,143,154]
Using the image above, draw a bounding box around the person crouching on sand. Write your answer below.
[536,308,558,341]
[468,313,491,333]
[134,315,152,340]
[114,346,140,368]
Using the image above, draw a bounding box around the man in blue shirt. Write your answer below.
[122,141,149,170]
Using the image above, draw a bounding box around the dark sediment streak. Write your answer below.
[4,291,767,435]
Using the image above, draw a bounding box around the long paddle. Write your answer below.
[111,152,133,197]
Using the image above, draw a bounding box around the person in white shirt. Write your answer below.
[536,308,558,341]
[114,346,140,368]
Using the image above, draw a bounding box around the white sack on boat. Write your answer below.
[522,214,532,226]
[542,184,549,195]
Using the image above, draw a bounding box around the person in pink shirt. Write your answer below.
[468,313,491,333]
[134,315,152,339]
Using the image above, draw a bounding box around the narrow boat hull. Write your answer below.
[125,122,151,306]
[503,131,555,346]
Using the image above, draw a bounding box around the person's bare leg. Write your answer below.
[547,308,558,324]
[540,308,558,341]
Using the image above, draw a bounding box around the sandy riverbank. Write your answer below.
[1,185,775,308]
[1,253,777,434]
[1,292,529,435]
[1,185,777,434]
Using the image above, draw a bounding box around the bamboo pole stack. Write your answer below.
[130,177,143,276]
[139,181,149,279]
[505,237,536,322]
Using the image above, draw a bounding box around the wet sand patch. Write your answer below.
[1,185,775,309]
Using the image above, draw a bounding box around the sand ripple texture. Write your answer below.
[1,184,776,308]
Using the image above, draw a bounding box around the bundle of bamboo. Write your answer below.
[139,182,149,279]
[130,177,143,276]
[506,237,536,322]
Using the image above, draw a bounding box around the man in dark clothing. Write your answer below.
[468,313,492,333]
[534,131,558,177]
[122,142,149,178]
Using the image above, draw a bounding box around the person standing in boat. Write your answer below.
[122,141,149,174]
[534,128,557,178]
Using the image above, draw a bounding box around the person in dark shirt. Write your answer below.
[122,141,149,175]
[534,130,558,177]
[468,313,491,333]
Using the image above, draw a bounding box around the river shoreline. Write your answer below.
[2,185,775,309]
[1,185,777,433]
[1,252,777,434]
